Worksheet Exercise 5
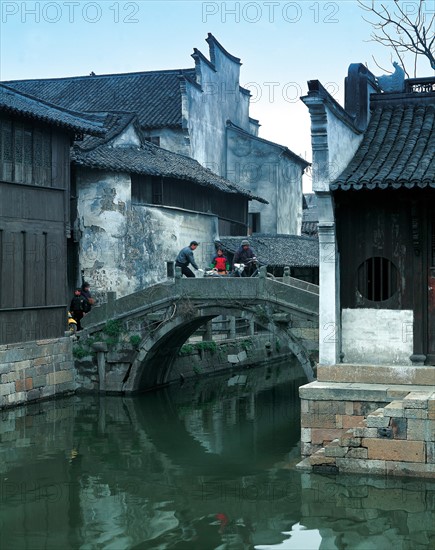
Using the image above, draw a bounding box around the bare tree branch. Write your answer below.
[358,0,435,76]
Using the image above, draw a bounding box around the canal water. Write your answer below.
[0,358,434,549]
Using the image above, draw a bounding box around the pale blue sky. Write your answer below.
[1,1,432,166]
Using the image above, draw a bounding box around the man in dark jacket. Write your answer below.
[70,288,86,330]
[233,239,257,276]
[175,241,200,277]
[80,282,94,312]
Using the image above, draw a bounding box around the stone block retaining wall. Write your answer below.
[0,337,75,409]
[298,376,435,478]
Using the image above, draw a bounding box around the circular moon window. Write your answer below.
[357,257,398,301]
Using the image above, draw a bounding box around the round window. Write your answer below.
[357,257,398,302]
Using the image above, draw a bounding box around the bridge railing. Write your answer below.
[82,275,318,332]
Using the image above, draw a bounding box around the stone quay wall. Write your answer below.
[298,365,435,478]
[0,337,75,410]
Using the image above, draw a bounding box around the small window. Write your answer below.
[144,136,160,147]
[357,257,398,301]
[249,213,261,234]
[152,178,163,205]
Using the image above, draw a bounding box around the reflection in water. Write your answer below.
[0,358,434,550]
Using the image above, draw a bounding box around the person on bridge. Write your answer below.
[175,241,201,277]
[210,248,230,275]
[233,239,257,277]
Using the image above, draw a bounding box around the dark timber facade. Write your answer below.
[331,83,435,365]
[0,85,103,344]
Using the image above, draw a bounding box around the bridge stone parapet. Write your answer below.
[77,276,319,393]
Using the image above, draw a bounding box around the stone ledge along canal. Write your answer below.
[0,357,434,549]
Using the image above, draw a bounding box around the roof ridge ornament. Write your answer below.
[376,62,405,93]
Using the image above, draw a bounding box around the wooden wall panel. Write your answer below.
[0,307,65,344]
[0,118,71,343]
[336,189,413,310]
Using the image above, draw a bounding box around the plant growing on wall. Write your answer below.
[180,344,195,356]
[195,341,218,354]
[129,334,141,348]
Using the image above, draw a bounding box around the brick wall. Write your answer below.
[0,337,75,409]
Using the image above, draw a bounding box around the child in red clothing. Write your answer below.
[210,249,230,275]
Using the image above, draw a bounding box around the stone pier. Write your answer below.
[298,364,435,478]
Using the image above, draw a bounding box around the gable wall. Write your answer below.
[227,126,304,235]
[185,49,250,177]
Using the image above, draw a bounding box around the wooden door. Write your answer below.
[428,210,435,364]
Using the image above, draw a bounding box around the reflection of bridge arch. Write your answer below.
[82,275,318,392]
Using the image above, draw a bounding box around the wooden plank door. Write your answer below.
[428,210,435,364]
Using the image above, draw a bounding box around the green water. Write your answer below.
[0,359,434,549]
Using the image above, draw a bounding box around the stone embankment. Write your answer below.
[298,365,435,478]
[0,337,75,409]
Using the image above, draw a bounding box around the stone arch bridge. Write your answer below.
[80,269,319,393]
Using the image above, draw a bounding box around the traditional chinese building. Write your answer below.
[299,66,434,478]
[303,66,435,366]
[70,111,266,296]
[7,34,308,238]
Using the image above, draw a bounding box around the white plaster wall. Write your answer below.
[327,109,364,182]
[310,103,363,193]
[342,309,413,365]
[145,128,190,157]
[111,123,141,148]
[227,127,303,235]
[276,159,303,235]
[186,47,250,176]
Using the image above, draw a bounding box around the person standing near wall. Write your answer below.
[80,282,95,313]
[70,288,86,330]
[175,241,200,277]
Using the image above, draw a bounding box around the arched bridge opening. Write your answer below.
[79,275,319,393]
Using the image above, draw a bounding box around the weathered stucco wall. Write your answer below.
[342,309,414,365]
[76,168,219,298]
[227,127,303,235]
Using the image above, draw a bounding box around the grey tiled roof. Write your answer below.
[0,83,105,135]
[217,235,319,267]
[6,69,196,129]
[72,141,268,203]
[78,112,138,150]
[331,103,435,190]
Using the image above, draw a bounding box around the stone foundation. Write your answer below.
[298,365,435,478]
[74,333,295,393]
[0,337,75,409]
